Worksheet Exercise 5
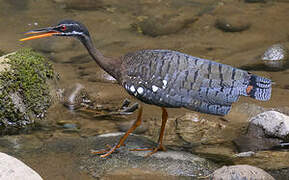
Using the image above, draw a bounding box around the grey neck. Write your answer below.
[80,36,121,80]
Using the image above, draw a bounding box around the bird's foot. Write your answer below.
[91,144,121,158]
[130,144,166,157]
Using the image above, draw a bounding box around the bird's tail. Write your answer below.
[243,74,272,101]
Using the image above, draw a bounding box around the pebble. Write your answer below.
[215,16,250,32]
[234,151,255,157]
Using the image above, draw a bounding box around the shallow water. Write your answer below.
[1,0,289,179]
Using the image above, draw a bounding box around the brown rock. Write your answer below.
[176,113,226,145]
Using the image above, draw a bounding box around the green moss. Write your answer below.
[0,48,54,134]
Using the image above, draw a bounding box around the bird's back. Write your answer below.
[120,50,271,115]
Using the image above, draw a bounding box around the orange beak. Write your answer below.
[20,27,60,41]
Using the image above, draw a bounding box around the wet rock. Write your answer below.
[233,111,289,152]
[0,49,54,135]
[0,152,43,180]
[211,165,275,180]
[84,133,218,178]
[176,113,226,145]
[269,168,289,180]
[215,16,250,32]
[234,123,281,152]
[262,44,289,70]
[234,151,255,158]
[250,111,289,140]
[117,120,148,134]
[133,15,197,37]
[52,0,104,10]
[57,120,80,130]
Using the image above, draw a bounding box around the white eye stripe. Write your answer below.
[57,23,79,27]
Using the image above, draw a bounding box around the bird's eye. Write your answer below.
[61,25,67,31]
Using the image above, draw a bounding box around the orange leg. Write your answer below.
[91,105,143,158]
[130,107,168,156]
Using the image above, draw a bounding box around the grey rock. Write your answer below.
[0,152,43,180]
[85,133,218,178]
[268,168,289,180]
[262,44,288,69]
[250,111,289,140]
[211,165,275,180]
[233,111,289,152]
[234,151,255,158]
[234,123,281,152]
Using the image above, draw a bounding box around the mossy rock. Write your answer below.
[0,48,54,135]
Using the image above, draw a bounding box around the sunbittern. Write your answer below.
[20,20,272,157]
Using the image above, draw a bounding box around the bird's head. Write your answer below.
[20,20,90,42]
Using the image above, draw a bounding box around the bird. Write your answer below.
[20,20,272,158]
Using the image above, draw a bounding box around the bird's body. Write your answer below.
[20,20,272,157]
[120,49,271,115]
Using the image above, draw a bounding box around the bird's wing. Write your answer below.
[121,50,250,115]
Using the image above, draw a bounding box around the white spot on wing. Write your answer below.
[162,80,167,89]
[152,85,158,92]
[137,87,144,94]
[130,85,136,92]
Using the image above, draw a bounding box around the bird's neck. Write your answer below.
[81,36,121,80]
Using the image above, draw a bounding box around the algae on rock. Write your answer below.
[0,48,54,135]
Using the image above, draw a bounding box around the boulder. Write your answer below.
[250,111,289,140]
[234,111,289,152]
[0,49,54,135]
[0,152,42,180]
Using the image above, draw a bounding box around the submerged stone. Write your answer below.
[262,44,289,70]
[85,134,218,178]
